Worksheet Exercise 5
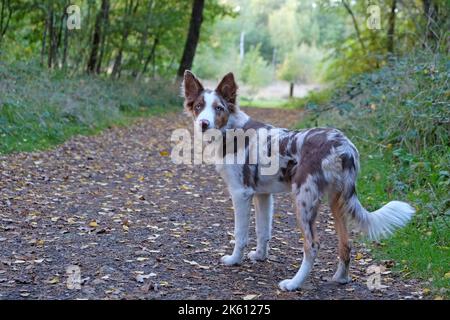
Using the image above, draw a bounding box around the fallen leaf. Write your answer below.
[136,257,149,262]
[183,259,198,266]
[136,273,157,283]
[48,276,60,284]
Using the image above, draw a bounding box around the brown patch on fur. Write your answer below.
[290,135,298,154]
[243,164,258,189]
[293,128,341,191]
[213,100,230,129]
[191,94,206,116]
[330,192,351,265]
[279,136,291,156]
[243,118,269,130]
[279,159,297,183]
[340,153,355,171]
[216,73,238,113]
[183,71,204,112]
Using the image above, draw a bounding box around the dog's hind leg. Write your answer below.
[221,191,253,266]
[248,193,273,262]
[329,192,352,284]
[279,184,320,291]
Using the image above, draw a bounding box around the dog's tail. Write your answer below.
[345,193,415,240]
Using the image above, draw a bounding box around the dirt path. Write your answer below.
[0,107,423,300]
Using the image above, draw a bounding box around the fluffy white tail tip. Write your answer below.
[366,201,415,241]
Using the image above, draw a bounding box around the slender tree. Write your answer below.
[112,0,139,78]
[422,0,440,46]
[177,0,205,78]
[87,0,109,73]
[387,0,397,54]
[0,0,12,45]
[96,0,110,74]
[342,0,366,53]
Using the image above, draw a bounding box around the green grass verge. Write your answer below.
[356,146,450,298]
[0,105,177,154]
[0,61,181,154]
[295,51,449,298]
[239,97,289,108]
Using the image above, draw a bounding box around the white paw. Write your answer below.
[220,255,242,266]
[248,250,267,262]
[332,274,352,284]
[278,278,300,291]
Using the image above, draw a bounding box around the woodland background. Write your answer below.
[0,0,449,297]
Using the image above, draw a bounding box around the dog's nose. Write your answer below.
[200,119,209,132]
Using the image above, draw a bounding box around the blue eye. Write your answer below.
[216,105,224,112]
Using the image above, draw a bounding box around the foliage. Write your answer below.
[0,60,180,154]
[297,50,450,295]
[321,0,450,82]
[277,44,325,84]
[0,0,229,78]
[240,45,273,90]
[193,0,334,86]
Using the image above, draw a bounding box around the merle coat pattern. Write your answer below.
[182,71,414,291]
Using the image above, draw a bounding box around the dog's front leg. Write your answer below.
[221,192,252,266]
[248,193,273,262]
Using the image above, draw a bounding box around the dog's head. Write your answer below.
[182,71,238,132]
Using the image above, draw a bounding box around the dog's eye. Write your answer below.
[216,105,224,112]
[195,105,202,111]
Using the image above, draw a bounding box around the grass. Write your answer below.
[0,61,181,154]
[282,88,333,110]
[239,97,289,108]
[356,146,450,297]
[0,105,176,154]
[295,51,450,297]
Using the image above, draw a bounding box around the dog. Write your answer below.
[181,70,415,291]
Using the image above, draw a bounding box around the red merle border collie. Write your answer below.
[182,70,414,291]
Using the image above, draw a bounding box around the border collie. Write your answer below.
[181,70,414,291]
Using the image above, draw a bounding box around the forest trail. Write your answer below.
[0,107,424,299]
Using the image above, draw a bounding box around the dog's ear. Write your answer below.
[182,70,204,112]
[216,72,238,112]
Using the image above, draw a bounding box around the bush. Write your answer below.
[297,50,449,294]
[240,44,274,91]
[0,60,180,154]
[277,44,325,84]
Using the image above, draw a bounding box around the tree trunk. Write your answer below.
[55,6,67,68]
[422,0,439,46]
[133,0,154,78]
[0,0,12,45]
[239,31,245,61]
[142,37,158,76]
[62,22,69,68]
[342,0,366,53]
[176,0,205,78]
[41,9,49,66]
[47,8,55,68]
[96,0,110,74]
[387,0,397,54]
[111,0,139,78]
[289,82,294,98]
[87,0,109,73]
